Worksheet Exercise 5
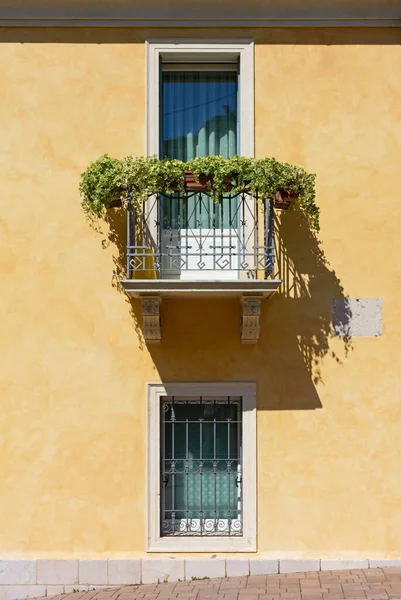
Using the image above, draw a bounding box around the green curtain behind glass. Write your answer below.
[162,71,237,160]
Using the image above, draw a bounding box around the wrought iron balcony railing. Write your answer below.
[126,190,275,281]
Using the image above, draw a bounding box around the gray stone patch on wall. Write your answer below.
[333,298,382,337]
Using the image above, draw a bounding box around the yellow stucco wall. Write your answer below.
[0,27,400,558]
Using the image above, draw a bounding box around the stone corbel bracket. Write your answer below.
[140,296,162,343]
[241,295,263,344]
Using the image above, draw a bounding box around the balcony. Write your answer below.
[121,187,281,343]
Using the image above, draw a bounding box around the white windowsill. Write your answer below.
[147,536,257,553]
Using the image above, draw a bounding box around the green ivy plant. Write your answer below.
[189,155,255,197]
[80,154,319,231]
[80,154,186,216]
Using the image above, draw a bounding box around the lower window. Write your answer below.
[147,383,256,552]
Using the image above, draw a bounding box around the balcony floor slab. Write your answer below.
[121,279,282,299]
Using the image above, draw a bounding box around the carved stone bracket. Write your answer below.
[241,295,263,344]
[140,296,162,344]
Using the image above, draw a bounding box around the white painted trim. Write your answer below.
[147,382,257,552]
[146,39,255,159]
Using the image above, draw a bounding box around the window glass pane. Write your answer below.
[162,70,238,160]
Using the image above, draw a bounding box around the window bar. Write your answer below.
[160,398,166,536]
[185,407,189,534]
[241,194,246,269]
[264,196,275,277]
[226,193,231,270]
[220,194,224,269]
[239,402,243,533]
[255,194,259,276]
[194,191,198,231]
[185,193,190,274]
[213,197,217,271]
[213,400,217,533]
[126,190,132,279]
[199,397,203,535]
[183,193,187,273]
[263,195,267,276]
[177,192,182,274]
[156,193,161,276]
[227,396,231,536]
[269,197,275,276]
[170,193,174,245]
[236,400,242,534]
[229,192,233,272]
[171,397,176,536]
[199,193,203,269]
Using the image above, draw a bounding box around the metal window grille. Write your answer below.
[160,396,243,537]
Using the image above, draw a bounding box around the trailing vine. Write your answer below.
[80,154,319,231]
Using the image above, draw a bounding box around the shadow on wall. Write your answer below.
[94,203,353,411]
[275,208,353,387]
[92,207,146,350]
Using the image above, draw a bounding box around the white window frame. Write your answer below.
[147,382,257,552]
[146,39,255,158]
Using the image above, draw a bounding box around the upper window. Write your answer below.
[145,41,255,284]
[146,40,254,158]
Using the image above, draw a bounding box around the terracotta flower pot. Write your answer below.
[199,174,234,192]
[107,187,125,209]
[185,171,234,195]
[184,171,209,192]
[274,190,298,210]
[223,177,233,193]
[108,198,123,208]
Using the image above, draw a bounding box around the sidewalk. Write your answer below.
[41,568,401,600]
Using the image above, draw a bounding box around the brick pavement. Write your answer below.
[41,569,401,600]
